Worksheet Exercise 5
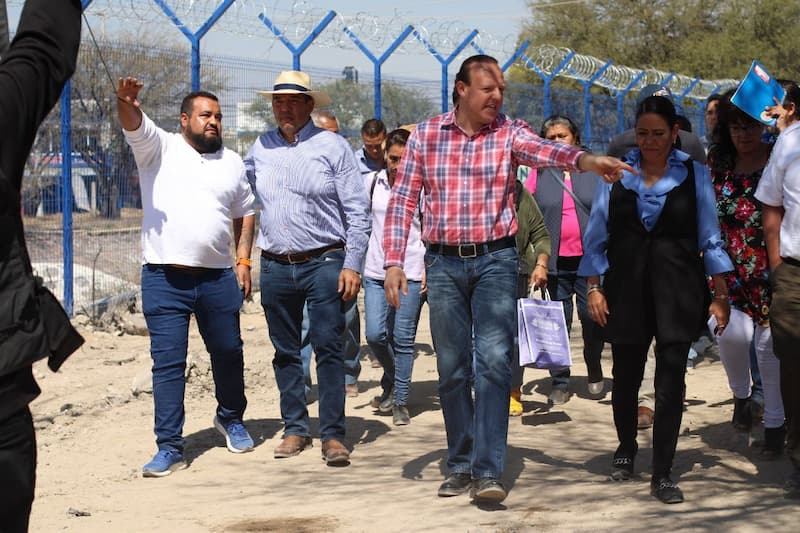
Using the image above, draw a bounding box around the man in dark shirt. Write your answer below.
[0,1,83,530]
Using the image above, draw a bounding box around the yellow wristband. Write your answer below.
[236,257,252,268]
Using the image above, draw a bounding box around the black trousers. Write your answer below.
[611,341,690,479]
[0,407,36,533]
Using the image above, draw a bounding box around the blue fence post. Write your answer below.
[343,25,414,120]
[60,81,73,315]
[60,0,95,314]
[693,84,720,137]
[520,51,574,118]
[500,40,530,72]
[152,0,236,91]
[259,10,337,71]
[616,71,645,133]
[573,60,612,149]
[413,28,479,112]
[676,77,700,117]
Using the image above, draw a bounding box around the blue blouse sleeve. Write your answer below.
[694,161,734,275]
[577,177,612,276]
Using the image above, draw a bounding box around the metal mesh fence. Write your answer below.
[22,39,703,314]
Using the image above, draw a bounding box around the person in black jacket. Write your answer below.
[0,1,83,530]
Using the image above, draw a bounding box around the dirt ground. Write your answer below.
[27,298,799,532]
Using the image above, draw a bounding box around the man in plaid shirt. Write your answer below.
[383,54,633,503]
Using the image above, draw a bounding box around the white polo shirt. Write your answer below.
[755,120,800,261]
[123,112,255,268]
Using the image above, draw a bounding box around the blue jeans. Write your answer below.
[342,298,362,386]
[141,265,247,452]
[300,304,313,396]
[260,250,347,442]
[546,269,604,390]
[301,297,361,394]
[364,277,423,405]
[426,247,517,479]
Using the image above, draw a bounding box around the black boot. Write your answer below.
[761,425,786,459]
[732,397,752,432]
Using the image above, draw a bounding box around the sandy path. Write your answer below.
[27,301,798,532]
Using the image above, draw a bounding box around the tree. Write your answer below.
[516,0,800,83]
[239,79,436,148]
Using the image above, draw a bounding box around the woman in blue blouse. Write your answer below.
[578,96,732,504]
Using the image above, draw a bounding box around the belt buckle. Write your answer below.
[286,253,304,264]
[458,243,477,258]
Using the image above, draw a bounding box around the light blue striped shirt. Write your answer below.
[245,120,371,272]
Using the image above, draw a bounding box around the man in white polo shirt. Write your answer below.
[117,77,256,477]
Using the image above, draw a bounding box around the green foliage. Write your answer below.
[517,0,800,83]
[313,80,437,133]
[243,80,436,145]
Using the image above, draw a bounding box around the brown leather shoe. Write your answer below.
[321,439,350,466]
[274,435,312,458]
[637,406,654,430]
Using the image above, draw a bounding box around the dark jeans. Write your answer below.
[260,250,347,442]
[547,268,605,390]
[770,261,800,467]
[612,341,690,479]
[426,247,517,479]
[342,298,362,386]
[141,265,247,452]
[0,407,36,533]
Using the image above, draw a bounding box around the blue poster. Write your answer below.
[731,60,786,126]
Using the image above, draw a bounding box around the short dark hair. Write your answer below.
[454,55,499,87]
[361,118,386,137]
[385,128,410,151]
[540,114,581,146]
[180,90,219,116]
[778,79,800,120]
[636,95,678,129]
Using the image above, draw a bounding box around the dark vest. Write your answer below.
[601,163,709,344]
[533,167,597,272]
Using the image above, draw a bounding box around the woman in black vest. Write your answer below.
[577,96,733,504]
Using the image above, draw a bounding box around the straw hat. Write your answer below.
[257,70,331,107]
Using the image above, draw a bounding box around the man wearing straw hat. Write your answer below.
[246,70,370,466]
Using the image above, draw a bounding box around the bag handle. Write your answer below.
[551,171,591,215]
[528,286,551,300]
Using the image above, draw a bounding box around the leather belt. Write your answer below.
[782,256,800,268]
[261,243,345,264]
[426,236,516,258]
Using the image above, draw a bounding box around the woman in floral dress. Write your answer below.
[708,94,785,456]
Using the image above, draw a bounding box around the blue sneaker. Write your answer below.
[142,449,187,478]
[214,416,254,453]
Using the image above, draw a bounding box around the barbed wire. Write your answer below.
[7,0,737,98]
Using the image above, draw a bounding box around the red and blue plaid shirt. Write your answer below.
[383,110,585,267]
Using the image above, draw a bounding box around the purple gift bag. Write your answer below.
[517,289,572,369]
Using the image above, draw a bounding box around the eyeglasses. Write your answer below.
[729,123,762,136]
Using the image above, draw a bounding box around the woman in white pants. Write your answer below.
[708,93,785,456]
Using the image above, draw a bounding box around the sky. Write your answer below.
[7,0,532,82]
